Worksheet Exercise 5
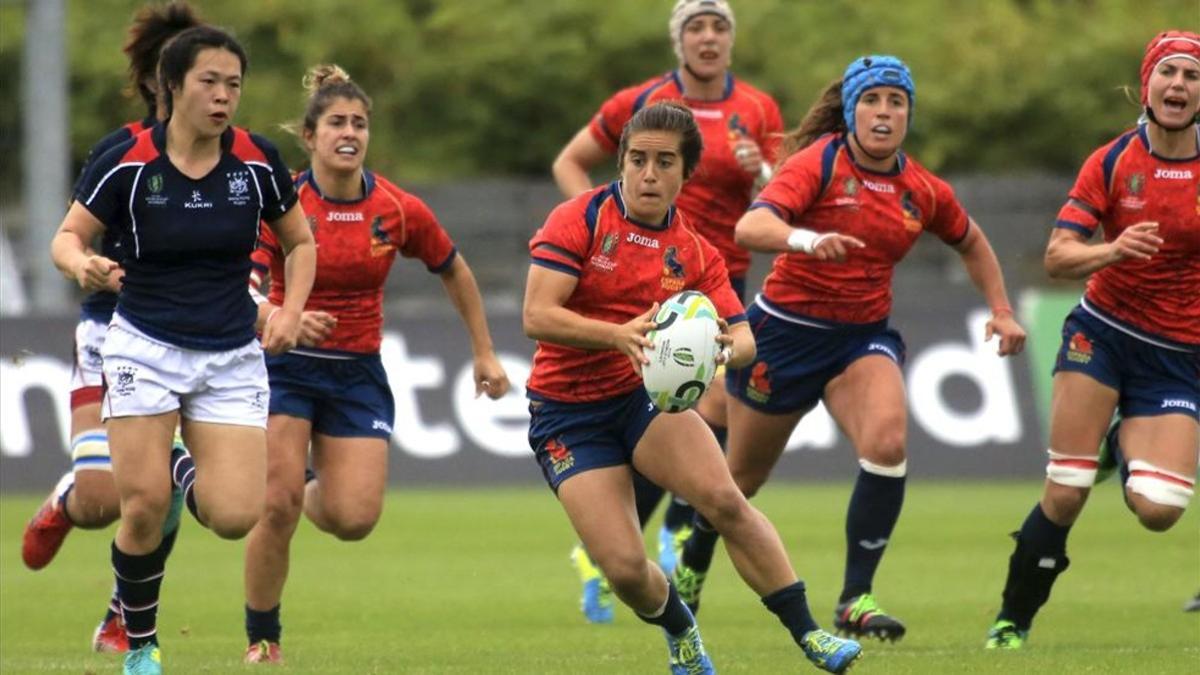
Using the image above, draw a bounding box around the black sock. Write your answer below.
[636,582,695,636]
[111,530,175,650]
[633,471,666,529]
[170,446,201,525]
[762,581,819,645]
[681,515,721,573]
[663,498,695,532]
[246,603,282,644]
[997,503,1072,631]
[103,582,121,623]
[841,469,906,602]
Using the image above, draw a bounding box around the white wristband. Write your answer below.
[786,228,835,254]
[759,163,773,182]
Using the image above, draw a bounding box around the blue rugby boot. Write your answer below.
[657,523,692,577]
[123,644,162,675]
[664,624,715,674]
[801,629,862,673]
[571,544,614,624]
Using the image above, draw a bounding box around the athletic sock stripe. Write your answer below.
[1129,469,1195,488]
[120,600,159,612]
[125,627,157,639]
[112,569,166,583]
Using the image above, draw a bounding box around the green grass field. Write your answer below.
[1,482,1197,674]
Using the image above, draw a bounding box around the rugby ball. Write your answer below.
[643,290,721,413]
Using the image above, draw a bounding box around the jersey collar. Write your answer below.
[300,169,375,203]
[670,70,735,102]
[611,180,675,231]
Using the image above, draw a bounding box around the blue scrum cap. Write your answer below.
[841,55,915,133]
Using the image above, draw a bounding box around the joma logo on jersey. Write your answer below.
[1154,168,1194,180]
[626,232,661,249]
[328,211,365,222]
[862,180,895,194]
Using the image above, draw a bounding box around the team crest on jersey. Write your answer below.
[544,438,575,476]
[601,232,619,256]
[899,191,922,232]
[843,177,859,196]
[1120,173,1147,210]
[1066,331,1093,364]
[727,113,749,137]
[369,216,396,257]
[746,361,771,403]
[226,170,251,206]
[660,246,686,291]
[145,174,168,206]
[1126,173,1144,196]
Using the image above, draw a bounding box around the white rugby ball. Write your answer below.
[643,290,721,413]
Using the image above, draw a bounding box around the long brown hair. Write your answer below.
[779,78,845,162]
[122,1,203,117]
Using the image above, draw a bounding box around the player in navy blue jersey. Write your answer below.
[51,26,316,675]
[21,1,202,655]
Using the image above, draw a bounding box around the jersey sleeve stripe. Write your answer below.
[83,162,144,205]
[749,200,789,222]
[1054,219,1095,236]
[531,257,581,277]
[427,247,458,274]
[533,242,584,264]
[818,139,841,196]
[1066,197,1102,220]
[1101,131,1136,194]
[127,164,146,258]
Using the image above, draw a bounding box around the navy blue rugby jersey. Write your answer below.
[76,124,297,350]
[73,117,156,324]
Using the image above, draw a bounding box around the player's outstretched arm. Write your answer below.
[551,127,612,199]
[953,219,1026,356]
[1044,221,1161,280]
[735,206,864,259]
[439,254,510,399]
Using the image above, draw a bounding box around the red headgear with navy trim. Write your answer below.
[1140,30,1200,107]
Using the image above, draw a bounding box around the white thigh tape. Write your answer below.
[1046,449,1098,488]
[1126,460,1194,509]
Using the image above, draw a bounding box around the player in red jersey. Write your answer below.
[527,101,861,674]
[21,1,202,654]
[672,55,1026,642]
[239,65,510,665]
[552,0,784,619]
[986,31,1200,650]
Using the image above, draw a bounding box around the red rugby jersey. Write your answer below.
[1055,125,1199,347]
[753,133,970,324]
[251,170,457,355]
[527,182,745,403]
[588,71,783,278]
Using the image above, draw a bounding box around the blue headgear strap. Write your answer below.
[841,55,915,133]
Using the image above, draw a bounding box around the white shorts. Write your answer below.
[100,313,269,428]
[71,318,108,408]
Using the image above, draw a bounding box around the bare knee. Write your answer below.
[69,473,121,528]
[860,427,907,468]
[207,504,263,540]
[329,513,380,541]
[1129,494,1185,532]
[259,484,304,534]
[593,548,652,596]
[120,491,171,538]
[695,485,751,532]
[1041,483,1090,526]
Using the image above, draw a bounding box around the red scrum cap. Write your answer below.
[1140,30,1200,106]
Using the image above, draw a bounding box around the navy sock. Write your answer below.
[170,446,201,525]
[681,515,721,573]
[841,469,905,602]
[103,582,121,623]
[246,603,282,644]
[112,529,175,650]
[663,498,695,532]
[997,503,1072,630]
[636,582,695,637]
[633,471,666,529]
[762,581,820,645]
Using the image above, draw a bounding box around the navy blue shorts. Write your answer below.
[528,388,661,492]
[266,352,396,438]
[1053,305,1199,421]
[728,300,906,415]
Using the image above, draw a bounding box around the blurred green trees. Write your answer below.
[1,0,1195,191]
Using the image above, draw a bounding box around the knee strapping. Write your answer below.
[1126,460,1194,508]
[71,430,111,472]
[859,457,907,478]
[1046,449,1097,488]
